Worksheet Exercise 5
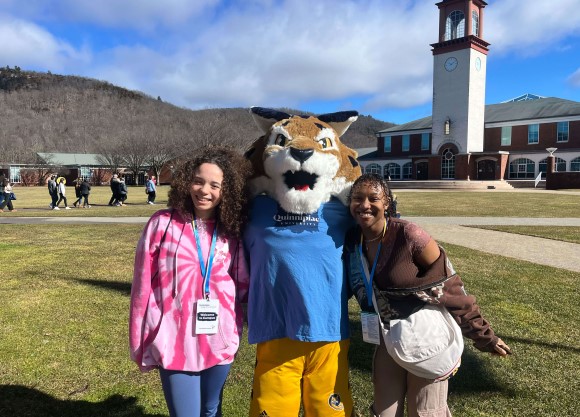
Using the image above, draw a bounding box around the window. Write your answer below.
[509,158,535,179]
[9,166,22,183]
[441,148,455,179]
[402,162,413,179]
[365,163,381,176]
[384,163,401,180]
[539,157,567,177]
[79,167,92,179]
[472,11,479,37]
[421,133,430,151]
[557,121,569,142]
[402,135,410,152]
[501,126,512,146]
[445,11,465,40]
[528,124,539,144]
[384,136,391,153]
[571,157,580,171]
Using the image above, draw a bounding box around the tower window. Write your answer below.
[472,11,479,37]
[445,11,465,40]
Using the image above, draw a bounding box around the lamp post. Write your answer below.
[545,147,557,190]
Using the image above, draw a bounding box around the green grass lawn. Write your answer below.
[2,186,579,217]
[0,225,578,417]
[394,191,580,217]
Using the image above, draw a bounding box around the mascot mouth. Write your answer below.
[283,170,318,191]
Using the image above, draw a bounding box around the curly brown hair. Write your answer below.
[347,173,397,218]
[167,145,253,239]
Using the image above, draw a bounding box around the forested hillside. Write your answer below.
[0,67,393,165]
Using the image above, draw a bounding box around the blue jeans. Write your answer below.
[159,364,231,417]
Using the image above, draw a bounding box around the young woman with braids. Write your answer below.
[344,173,511,417]
[130,146,252,417]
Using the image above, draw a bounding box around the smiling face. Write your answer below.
[190,163,224,220]
[349,181,389,233]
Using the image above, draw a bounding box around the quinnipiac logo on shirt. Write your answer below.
[273,206,320,229]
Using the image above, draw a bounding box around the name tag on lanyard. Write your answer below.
[361,311,381,345]
[195,299,219,334]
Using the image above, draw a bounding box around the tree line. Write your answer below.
[0,67,394,182]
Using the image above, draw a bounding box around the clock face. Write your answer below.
[475,57,482,71]
[444,57,458,72]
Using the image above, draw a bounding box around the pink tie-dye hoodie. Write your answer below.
[129,209,249,372]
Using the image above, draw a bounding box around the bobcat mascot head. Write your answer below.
[246,107,362,214]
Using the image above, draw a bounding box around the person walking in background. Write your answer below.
[130,146,252,417]
[48,175,58,209]
[108,174,121,206]
[344,174,511,417]
[73,177,83,208]
[79,178,91,208]
[54,177,71,210]
[0,179,17,212]
[146,175,156,204]
[118,177,128,206]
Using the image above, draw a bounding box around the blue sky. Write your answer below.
[0,0,579,124]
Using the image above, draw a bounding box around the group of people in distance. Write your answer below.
[45,173,157,209]
[129,142,511,417]
[108,174,129,207]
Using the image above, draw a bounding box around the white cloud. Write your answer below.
[568,68,580,88]
[486,0,580,56]
[0,15,89,71]
[2,0,579,119]
[90,0,438,113]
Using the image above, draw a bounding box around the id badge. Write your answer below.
[195,299,219,334]
[361,312,381,345]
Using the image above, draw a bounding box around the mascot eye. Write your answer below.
[319,137,333,149]
[275,134,287,146]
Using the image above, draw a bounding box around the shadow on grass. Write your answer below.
[75,278,132,295]
[348,319,516,397]
[504,335,580,353]
[0,385,165,417]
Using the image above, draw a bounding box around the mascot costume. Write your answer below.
[244,107,361,417]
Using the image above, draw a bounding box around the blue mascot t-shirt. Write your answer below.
[244,195,353,344]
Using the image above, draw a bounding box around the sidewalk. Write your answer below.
[2,215,579,273]
[404,217,580,273]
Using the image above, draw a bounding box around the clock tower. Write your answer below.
[431,0,489,160]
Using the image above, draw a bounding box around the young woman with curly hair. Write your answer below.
[130,145,252,417]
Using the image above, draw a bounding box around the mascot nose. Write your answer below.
[290,147,314,164]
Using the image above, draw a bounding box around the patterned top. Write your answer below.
[130,209,249,372]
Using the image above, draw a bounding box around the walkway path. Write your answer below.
[1,216,579,273]
[405,217,580,273]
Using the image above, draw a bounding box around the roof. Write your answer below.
[485,97,580,123]
[37,153,105,166]
[377,116,432,134]
[355,147,378,159]
[377,97,580,135]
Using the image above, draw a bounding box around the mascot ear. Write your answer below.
[317,111,359,137]
[250,107,292,133]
